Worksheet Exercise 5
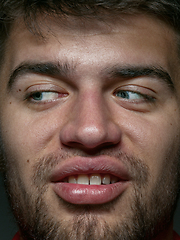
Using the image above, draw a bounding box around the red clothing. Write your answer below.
[13,231,180,240]
[174,231,180,240]
[12,232,20,240]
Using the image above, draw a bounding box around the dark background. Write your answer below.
[0,173,180,240]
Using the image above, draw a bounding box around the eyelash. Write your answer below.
[24,91,68,104]
[113,89,155,102]
[25,90,154,102]
[22,87,156,115]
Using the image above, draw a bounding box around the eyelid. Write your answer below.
[23,83,69,107]
[112,85,157,113]
[113,84,157,98]
[25,88,68,99]
[113,84,156,94]
[113,89,155,103]
[25,83,68,93]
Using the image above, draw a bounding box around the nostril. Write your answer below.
[60,113,122,150]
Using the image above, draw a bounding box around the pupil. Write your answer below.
[117,91,129,99]
[33,92,42,100]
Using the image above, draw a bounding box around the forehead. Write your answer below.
[3,14,180,82]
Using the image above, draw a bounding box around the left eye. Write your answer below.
[30,91,59,102]
[115,90,144,100]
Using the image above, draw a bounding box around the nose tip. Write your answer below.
[77,125,104,148]
[60,91,122,150]
[77,124,120,148]
[60,115,122,150]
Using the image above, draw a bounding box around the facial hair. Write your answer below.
[3,147,180,240]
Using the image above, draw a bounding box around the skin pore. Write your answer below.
[0,14,180,240]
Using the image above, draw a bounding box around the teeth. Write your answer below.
[68,176,77,184]
[77,174,89,185]
[90,174,101,185]
[66,174,119,185]
[102,174,111,185]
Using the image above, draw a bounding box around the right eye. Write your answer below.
[29,91,60,102]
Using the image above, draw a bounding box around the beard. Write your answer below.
[2,146,180,240]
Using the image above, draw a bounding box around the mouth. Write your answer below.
[51,156,130,205]
[62,173,119,185]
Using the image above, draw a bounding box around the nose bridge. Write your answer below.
[72,88,110,147]
[77,89,106,131]
[60,86,122,149]
[60,88,121,149]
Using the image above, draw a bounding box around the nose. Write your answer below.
[60,90,122,150]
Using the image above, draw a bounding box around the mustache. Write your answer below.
[32,148,150,188]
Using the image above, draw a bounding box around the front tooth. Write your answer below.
[68,176,77,184]
[77,174,89,185]
[102,174,110,185]
[90,174,101,185]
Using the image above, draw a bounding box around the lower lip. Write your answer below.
[52,182,129,205]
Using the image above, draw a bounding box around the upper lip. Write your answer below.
[50,156,131,183]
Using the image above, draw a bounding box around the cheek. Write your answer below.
[124,113,180,183]
[0,113,60,187]
[0,106,61,167]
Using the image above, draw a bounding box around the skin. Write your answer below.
[0,14,180,239]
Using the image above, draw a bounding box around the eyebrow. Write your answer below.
[8,61,75,89]
[8,62,174,90]
[105,65,174,90]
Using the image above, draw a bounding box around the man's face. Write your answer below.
[0,14,180,240]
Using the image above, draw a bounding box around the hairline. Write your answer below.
[1,10,180,71]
